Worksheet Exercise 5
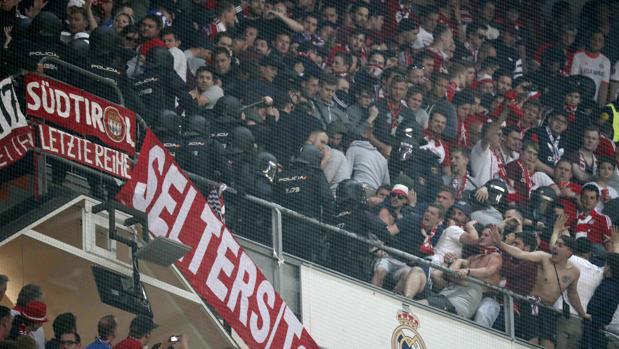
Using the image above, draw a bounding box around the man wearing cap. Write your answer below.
[430,202,479,266]
[491,226,591,348]
[113,315,157,349]
[10,284,46,349]
[372,202,445,300]
[9,300,48,343]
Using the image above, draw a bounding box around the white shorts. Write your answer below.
[373,256,411,281]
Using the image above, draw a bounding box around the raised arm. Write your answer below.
[550,213,570,247]
[490,224,547,262]
[459,220,479,245]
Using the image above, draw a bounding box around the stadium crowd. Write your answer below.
[0,280,191,349]
[2,0,619,347]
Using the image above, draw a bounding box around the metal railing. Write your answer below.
[18,59,583,343]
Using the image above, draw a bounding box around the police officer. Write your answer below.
[133,47,197,125]
[78,26,146,116]
[389,122,443,204]
[176,114,228,182]
[238,152,279,245]
[154,110,183,158]
[209,95,244,148]
[329,179,375,281]
[14,12,65,77]
[523,186,557,241]
[468,179,509,226]
[274,144,335,262]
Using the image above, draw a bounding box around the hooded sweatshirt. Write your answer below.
[346,140,390,190]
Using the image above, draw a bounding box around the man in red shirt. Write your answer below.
[553,159,581,226]
[506,141,538,205]
[113,316,158,349]
[575,184,613,264]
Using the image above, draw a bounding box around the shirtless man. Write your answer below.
[491,222,590,349]
[429,226,502,322]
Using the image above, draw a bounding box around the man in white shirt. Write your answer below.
[162,29,188,82]
[471,122,504,187]
[570,31,610,105]
[412,5,439,49]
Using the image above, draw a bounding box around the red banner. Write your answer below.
[25,73,136,155]
[0,77,34,170]
[38,124,131,179]
[116,130,320,349]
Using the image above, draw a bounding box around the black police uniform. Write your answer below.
[274,148,334,262]
[133,47,197,125]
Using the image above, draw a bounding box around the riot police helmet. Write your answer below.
[294,144,322,169]
[485,179,508,206]
[145,46,174,70]
[186,114,210,136]
[256,152,278,183]
[31,12,62,38]
[336,179,367,210]
[531,186,557,215]
[213,95,243,123]
[156,110,181,134]
[230,126,255,153]
[89,26,118,57]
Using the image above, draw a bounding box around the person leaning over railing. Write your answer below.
[489,215,612,349]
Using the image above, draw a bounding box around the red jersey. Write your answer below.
[420,129,451,167]
[556,181,582,226]
[506,160,533,203]
[595,134,616,158]
[575,209,612,244]
[113,338,142,349]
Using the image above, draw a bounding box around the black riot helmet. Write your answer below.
[294,144,322,169]
[531,186,557,215]
[230,126,255,153]
[145,46,174,70]
[213,95,243,123]
[89,26,118,57]
[186,114,210,136]
[68,38,89,59]
[485,179,508,207]
[336,179,367,210]
[30,12,63,38]
[155,110,182,134]
[256,152,278,183]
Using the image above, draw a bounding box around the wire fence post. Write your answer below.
[271,207,284,293]
[504,293,515,340]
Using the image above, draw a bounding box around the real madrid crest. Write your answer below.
[391,310,427,349]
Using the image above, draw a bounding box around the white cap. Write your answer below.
[391,184,409,197]
[67,0,85,8]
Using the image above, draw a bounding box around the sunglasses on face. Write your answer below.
[390,193,407,200]
[125,36,139,42]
